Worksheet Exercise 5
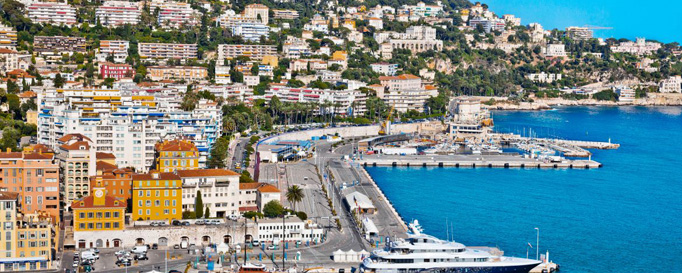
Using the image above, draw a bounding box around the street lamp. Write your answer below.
[534,227,540,261]
[281,212,293,270]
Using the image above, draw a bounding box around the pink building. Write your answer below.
[0,149,60,222]
[100,62,134,79]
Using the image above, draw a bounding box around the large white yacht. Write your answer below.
[361,220,542,273]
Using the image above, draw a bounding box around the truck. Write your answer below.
[131,245,148,254]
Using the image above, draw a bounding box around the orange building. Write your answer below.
[90,168,134,202]
[0,149,60,221]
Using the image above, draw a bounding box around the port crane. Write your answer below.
[378,103,395,135]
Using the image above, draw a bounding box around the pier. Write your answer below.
[358,154,602,169]
[495,134,619,158]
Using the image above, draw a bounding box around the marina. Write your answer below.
[357,154,602,169]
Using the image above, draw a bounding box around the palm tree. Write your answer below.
[286,185,305,212]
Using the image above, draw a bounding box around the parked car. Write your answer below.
[266,245,277,250]
[157,221,168,226]
[227,215,239,221]
[135,253,149,260]
[195,219,205,225]
[116,259,131,267]
[172,220,182,226]
[181,221,190,226]
[72,261,79,268]
[252,240,260,246]
[89,248,99,254]
[151,243,158,250]
[173,244,180,249]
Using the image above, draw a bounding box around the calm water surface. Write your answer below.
[366,106,682,272]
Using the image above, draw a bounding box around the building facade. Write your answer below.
[0,150,60,220]
[178,169,240,218]
[99,62,134,80]
[27,3,77,26]
[138,43,198,59]
[154,139,199,172]
[96,1,141,27]
[147,66,208,81]
[132,172,182,221]
[217,44,277,62]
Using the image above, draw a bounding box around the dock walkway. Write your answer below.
[358,154,602,169]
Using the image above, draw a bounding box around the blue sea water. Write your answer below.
[365,106,682,272]
[483,0,682,43]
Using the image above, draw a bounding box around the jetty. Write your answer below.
[495,134,619,158]
[358,154,602,169]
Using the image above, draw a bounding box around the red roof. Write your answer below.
[71,195,126,209]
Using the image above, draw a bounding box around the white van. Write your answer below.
[131,245,148,254]
[81,251,99,260]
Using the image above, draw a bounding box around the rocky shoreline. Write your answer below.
[482,93,682,110]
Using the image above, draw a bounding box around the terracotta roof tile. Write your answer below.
[132,172,181,181]
[71,195,126,209]
[176,169,239,177]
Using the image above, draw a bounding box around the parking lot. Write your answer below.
[62,247,194,273]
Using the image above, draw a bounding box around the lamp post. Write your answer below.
[282,212,291,270]
[534,227,539,261]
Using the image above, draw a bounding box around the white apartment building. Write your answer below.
[219,14,260,28]
[469,17,506,33]
[154,1,201,29]
[566,26,593,41]
[377,74,437,113]
[96,40,129,63]
[0,24,17,48]
[243,75,260,87]
[37,89,222,171]
[27,3,77,26]
[96,1,141,27]
[201,84,252,102]
[217,44,277,62]
[503,14,521,26]
[370,63,399,76]
[544,44,567,57]
[303,14,329,33]
[611,38,662,56]
[272,9,299,20]
[231,23,269,41]
[526,72,562,83]
[659,76,682,93]
[264,86,367,116]
[178,169,240,218]
[614,86,635,103]
[283,40,312,59]
[0,48,20,72]
[256,218,324,244]
[214,66,232,84]
[139,43,198,59]
[239,183,281,212]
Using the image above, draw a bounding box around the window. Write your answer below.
[105,212,111,218]
[79,213,85,219]
[113,222,120,228]
[105,223,111,228]
[87,212,93,218]
[113,212,119,218]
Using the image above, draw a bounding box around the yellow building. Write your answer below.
[0,192,56,270]
[262,55,279,67]
[16,216,54,266]
[25,110,38,125]
[132,172,182,221]
[0,192,18,259]
[71,188,126,233]
[154,139,199,172]
[332,50,348,61]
